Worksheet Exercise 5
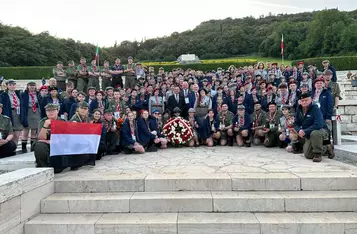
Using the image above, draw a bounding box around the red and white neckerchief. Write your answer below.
[282,94,286,104]
[116,102,121,113]
[217,104,221,112]
[313,89,321,101]
[267,95,272,103]
[12,92,19,109]
[255,111,261,126]
[99,101,104,111]
[29,92,36,112]
[239,116,244,127]
[93,66,97,72]
[253,95,258,102]
[269,111,277,123]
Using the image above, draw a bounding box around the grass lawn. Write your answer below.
[219,56,292,65]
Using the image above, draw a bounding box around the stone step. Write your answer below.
[24,212,357,234]
[54,172,357,193]
[41,191,357,213]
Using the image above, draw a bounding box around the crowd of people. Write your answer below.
[0,57,341,173]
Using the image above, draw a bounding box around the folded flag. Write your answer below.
[50,120,101,156]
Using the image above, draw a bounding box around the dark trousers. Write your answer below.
[264,130,278,147]
[34,141,50,167]
[106,131,118,153]
[125,76,136,89]
[0,140,17,158]
[111,77,123,89]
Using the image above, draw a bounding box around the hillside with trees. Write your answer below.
[1,9,357,67]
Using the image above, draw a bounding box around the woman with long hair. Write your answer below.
[201,109,221,147]
[196,89,212,120]
[120,112,145,154]
[141,110,166,150]
[40,87,63,118]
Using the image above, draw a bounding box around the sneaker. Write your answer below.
[313,154,322,162]
[327,144,335,159]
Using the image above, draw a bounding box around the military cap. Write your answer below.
[303,71,310,76]
[68,60,74,64]
[271,62,278,66]
[236,74,242,77]
[128,56,133,60]
[57,61,63,64]
[202,79,208,82]
[299,93,311,100]
[159,67,164,70]
[87,86,96,92]
[27,81,36,86]
[48,87,58,92]
[188,108,196,113]
[6,79,16,85]
[322,60,330,64]
[39,85,48,91]
[95,90,105,96]
[105,86,114,91]
[323,70,333,75]
[237,105,245,110]
[278,83,288,89]
[104,108,113,114]
[152,109,160,114]
[78,101,89,108]
[253,101,261,106]
[0,103,3,108]
[45,103,59,111]
[255,72,262,77]
[103,60,109,64]
[251,86,256,90]
[267,102,277,107]
[211,70,216,73]
[282,105,292,110]
[314,77,325,84]
[173,107,181,113]
[136,62,141,65]
[315,70,323,76]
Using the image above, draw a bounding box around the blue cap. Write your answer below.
[152,110,160,114]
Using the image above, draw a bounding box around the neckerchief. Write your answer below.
[11,92,18,108]
[29,92,36,112]
[269,111,277,123]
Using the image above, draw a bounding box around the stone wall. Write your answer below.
[0,168,54,234]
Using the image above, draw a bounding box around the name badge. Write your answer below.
[114,112,120,119]
[16,107,20,115]
[269,123,275,129]
[185,97,189,104]
[316,102,321,108]
[286,128,290,136]
[132,134,136,141]
[137,75,141,80]
[163,97,166,102]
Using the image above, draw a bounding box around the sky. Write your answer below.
[1,0,356,47]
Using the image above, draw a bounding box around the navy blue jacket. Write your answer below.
[227,96,238,115]
[261,94,276,112]
[126,97,143,111]
[232,113,251,131]
[69,102,78,120]
[294,103,327,138]
[0,90,22,126]
[149,117,164,138]
[136,117,156,146]
[244,94,254,115]
[201,116,220,141]
[120,119,136,147]
[89,99,107,114]
[63,97,76,115]
[20,90,40,127]
[311,89,333,121]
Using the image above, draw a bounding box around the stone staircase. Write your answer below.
[24,173,357,234]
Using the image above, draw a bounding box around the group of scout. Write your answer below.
[0,58,339,168]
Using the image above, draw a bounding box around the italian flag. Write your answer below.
[50,120,102,156]
[280,34,284,56]
[95,44,99,63]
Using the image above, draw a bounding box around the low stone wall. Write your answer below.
[339,100,357,134]
[0,168,54,234]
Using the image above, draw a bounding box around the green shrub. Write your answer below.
[292,56,357,70]
[0,61,258,80]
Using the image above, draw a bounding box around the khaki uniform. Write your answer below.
[303,129,329,159]
[66,67,78,88]
[328,82,342,107]
[53,68,67,90]
[76,64,89,92]
[88,66,100,90]
[101,67,112,90]
[123,64,136,89]
[70,113,91,123]
[218,111,234,139]
[264,111,282,147]
[0,114,17,157]
[107,100,126,117]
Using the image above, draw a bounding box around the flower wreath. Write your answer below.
[162,117,193,145]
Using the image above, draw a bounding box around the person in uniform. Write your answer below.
[69,91,86,120]
[251,101,266,145]
[217,103,234,146]
[110,58,124,88]
[88,59,100,90]
[20,81,41,153]
[322,60,337,83]
[33,103,66,172]
[290,93,334,162]
[0,79,23,147]
[263,102,281,147]
[100,61,112,91]
[53,61,67,90]
[201,109,220,147]
[105,86,115,102]
[148,110,168,149]
[66,61,78,88]
[120,111,145,154]
[276,83,289,110]
[0,103,17,157]
[233,105,251,147]
[60,81,75,100]
[278,105,293,149]
[107,89,126,119]
[76,57,89,92]
[40,87,63,118]
[323,69,342,110]
[124,56,136,89]
[89,91,106,115]
[102,109,118,155]
[187,108,201,147]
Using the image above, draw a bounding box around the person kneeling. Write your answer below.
[290,93,333,162]
[102,109,119,155]
[0,103,17,157]
[202,109,221,147]
[278,105,294,149]
[120,112,146,154]
[233,105,251,147]
[263,102,281,148]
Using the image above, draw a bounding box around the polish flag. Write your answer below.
[50,120,102,156]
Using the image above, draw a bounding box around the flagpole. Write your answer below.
[281,34,284,65]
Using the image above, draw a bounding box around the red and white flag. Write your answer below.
[281,34,284,56]
[50,120,102,156]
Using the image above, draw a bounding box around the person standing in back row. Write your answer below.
[53,61,67,90]
[110,58,124,88]
[88,59,100,90]
[124,56,136,89]
[76,57,89,92]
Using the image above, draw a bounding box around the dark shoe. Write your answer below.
[22,142,28,153]
[327,144,335,159]
[313,154,322,162]
[228,138,234,146]
[96,154,102,160]
[146,145,158,152]
[106,151,116,155]
[70,167,79,171]
[245,141,251,147]
[54,168,64,174]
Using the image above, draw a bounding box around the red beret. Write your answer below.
[251,86,256,90]
[153,88,160,93]
[39,85,48,91]
[267,87,273,91]
[297,61,304,65]
[314,77,325,85]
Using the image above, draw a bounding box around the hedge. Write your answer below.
[0,61,257,80]
[292,56,357,70]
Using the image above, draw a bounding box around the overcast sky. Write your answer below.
[1,0,356,47]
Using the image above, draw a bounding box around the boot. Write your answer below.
[292,142,303,154]
[313,154,322,162]
[22,141,28,153]
[228,137,234,146]
[243,136,251,147]
[30,140,35,152]
[327,144,335,159]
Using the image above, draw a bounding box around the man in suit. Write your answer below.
[167,86,186,116]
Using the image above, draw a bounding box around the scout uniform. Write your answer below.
[264,102,282,147]
[233,105,252,147]
[66,61,78,88]
[76,61,89,92]
[70,102,91,123]
[0,103,17,157]
[88,63,100,90]
[100,62,112,91]
[251,103,266,139]
[33,103,66,168]
[124,57,137,89]
[102,109,118,154]
[0,80,23,131]
[53,61,67,90]
[107,99,126,119]
[217,110,234,140]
